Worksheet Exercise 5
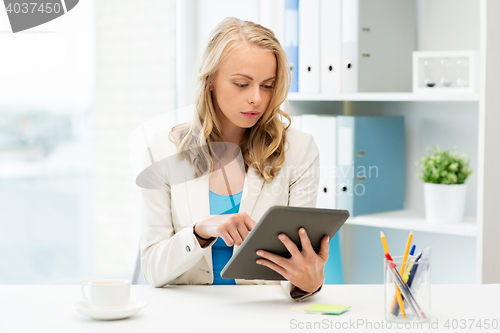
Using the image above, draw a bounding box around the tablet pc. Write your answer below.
[220,205,350,280]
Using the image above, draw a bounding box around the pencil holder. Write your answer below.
[384,256,431,323]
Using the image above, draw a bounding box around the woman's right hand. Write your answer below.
[194,212,257,246]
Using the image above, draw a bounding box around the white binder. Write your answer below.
[341,0,415,93]
[297,115,337,209]
[298,0,320,94]
[341,0,359,93]
[320,0,342,96]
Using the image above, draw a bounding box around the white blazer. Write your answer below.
[139,121,320,300]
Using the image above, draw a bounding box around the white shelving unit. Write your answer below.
[287,92,480,102]
[285,0,500,285]
[346,210,477,237]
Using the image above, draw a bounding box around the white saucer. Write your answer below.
[73,300,147,320]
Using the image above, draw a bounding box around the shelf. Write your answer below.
[345,210,477,237]
[287,92,480,102]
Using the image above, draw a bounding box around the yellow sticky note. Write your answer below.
[303,303,351,315]
[291,304,322,315]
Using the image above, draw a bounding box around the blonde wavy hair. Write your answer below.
[169,17,292,183]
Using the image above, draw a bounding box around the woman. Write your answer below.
[139,17,328,300]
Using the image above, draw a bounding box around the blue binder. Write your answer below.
[324,232,344,284]
[284,0,299,92]
[336,116,405,217]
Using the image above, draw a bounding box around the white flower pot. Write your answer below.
[423,183,466,224]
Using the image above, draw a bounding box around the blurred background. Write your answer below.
[0,0,282,284]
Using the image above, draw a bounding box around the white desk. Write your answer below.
[1,285,499,332]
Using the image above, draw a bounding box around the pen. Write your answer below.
[406,252,423,288]
[403,245,417,281]
[386,254,426,320]
[408,246,433,293]
[389,230,413,314]
[380,231,406,318]
[392,252,422,316]
[409,244,416,257]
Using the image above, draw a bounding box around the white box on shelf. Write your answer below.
[412,51,479,94]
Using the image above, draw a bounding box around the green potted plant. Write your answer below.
[416,145,473,224]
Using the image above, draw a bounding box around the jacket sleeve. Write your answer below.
[140,185,216,288]
[137,128,216,288]
[280,132,322,300]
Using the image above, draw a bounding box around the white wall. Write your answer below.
[416,0,480,51]
[479,0,500,283]
[92,0,176,279]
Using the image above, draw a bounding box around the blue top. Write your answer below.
[209,189,243,285]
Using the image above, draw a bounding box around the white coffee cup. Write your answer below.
[81,279,130,309]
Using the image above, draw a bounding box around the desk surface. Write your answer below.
[1,284,499,333]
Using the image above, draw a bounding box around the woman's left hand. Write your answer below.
[255,228,329,293]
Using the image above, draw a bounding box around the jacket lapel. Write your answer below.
[239,163,265,217]
[233,164,265,254]
[186,174,210,224]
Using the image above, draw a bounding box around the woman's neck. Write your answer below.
[214,105,246,146]
[219,118,246,146]
[221,130,244,146]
